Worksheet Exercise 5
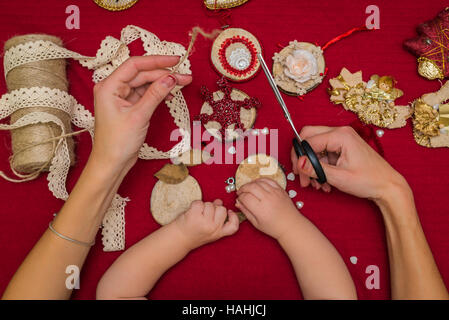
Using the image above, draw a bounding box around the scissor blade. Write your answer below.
[257,53,302,141]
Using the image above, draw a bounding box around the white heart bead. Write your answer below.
[350,256,358,264]
[288,190,297,198]
[228,146,236,154]
[287,172,295,181]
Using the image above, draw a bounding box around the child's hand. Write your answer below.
[174,199,239,251]
[236,178,299,240]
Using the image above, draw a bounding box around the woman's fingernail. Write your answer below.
[300,157,307,169]
[162,75,177,88]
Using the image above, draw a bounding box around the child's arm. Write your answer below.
[236,178,356,300]
[96,199,239,300]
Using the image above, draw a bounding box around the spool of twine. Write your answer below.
[4,34,75,174]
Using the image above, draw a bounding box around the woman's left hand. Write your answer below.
[91,55,192,172]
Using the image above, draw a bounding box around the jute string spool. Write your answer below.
[4,34,75,175]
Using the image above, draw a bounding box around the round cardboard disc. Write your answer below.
[211,28,262,82]
[235,154,287,190]
[200,88,257,142]
[150,175,202,225]
[272,42,325,96]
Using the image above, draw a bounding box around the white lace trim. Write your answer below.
[1,25,192,251]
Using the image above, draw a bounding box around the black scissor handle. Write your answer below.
[293,138,327,184]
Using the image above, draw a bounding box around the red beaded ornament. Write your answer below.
[218,35,258,78]
[195,78,261,139]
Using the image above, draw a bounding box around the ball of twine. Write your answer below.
[4,34,75,176]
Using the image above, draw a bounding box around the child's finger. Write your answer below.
[256,178,280,190]
[235,200,258,226]
[203,202,215,220]
[190,200,204,212]
[221,210,239,236]
[214,205,227,225]
[237,182,265,200]
[237,192,260,212]
[212,199,223,206]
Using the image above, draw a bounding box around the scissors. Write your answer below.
[256,53,327,184]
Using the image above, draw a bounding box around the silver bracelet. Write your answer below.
[48,219,95,247]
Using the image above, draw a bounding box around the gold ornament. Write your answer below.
[204,0,249,10]
[418,57,444,80]
[413,100,440,137]
[328,68,411,128]
[93,0,138,11]
[411,81,449,148]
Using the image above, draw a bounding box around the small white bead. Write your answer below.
[261,127,269,135]
[376,129,384,137]
[287,172,295,181]
[229,184,236,191]
[350,256,358,264]
[288,190,297,198]
[225,185,233,193]
[251,129,259,136]
[296,201,304,209]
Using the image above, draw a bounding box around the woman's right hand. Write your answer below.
[291,126,410,203]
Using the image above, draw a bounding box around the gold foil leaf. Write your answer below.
[154,163,189,184]
[418,57,444,80]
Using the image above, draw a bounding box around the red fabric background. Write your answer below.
[0,0,448,300]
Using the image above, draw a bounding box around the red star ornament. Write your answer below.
[403,8,449,80]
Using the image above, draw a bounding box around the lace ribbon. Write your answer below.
[1,25,192,251]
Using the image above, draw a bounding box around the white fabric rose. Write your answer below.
[284,49,318,83]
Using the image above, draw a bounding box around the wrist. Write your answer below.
[275,211,304,243]
[374,178,418,225]
[172,219,197,253]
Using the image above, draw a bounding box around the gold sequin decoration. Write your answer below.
[93,0,138,11]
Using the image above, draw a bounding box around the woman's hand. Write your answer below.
[236,178,299,240]
[174,199,240,251]
[291,126,409,203]
[91,55,192,172]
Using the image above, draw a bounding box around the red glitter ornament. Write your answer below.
[404,8,449,80]
[195,77,261,139]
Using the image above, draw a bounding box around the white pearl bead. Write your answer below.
[287,172,295,181]
[225,185,233,193]
[251,129,259,136]
[296,201,304,209]
[350,256,358,264]
[261,127,269,135]
[376,129,384,137]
